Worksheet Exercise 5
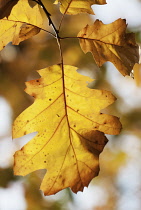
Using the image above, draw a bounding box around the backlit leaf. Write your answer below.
[54,0,106,15]
[78,19,139,76]
[13,65,121,195]
[0,0,43,50]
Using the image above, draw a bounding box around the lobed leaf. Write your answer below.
[78,19,139,76]
[0,0,43,50]
[54,0,106,15]
[13,65,121,195]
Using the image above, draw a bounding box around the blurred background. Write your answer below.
[0,0,141,209]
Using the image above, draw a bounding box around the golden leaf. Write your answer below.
[78,19,139,76]
[13,65,121,195]
[0,0,43,50]
[54,0,106,15]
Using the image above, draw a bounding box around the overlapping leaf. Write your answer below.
[13,65,121,195]
[78,19,139,76]
[54,0,106,15]
[0,0,19,19]
[0,0,43,50]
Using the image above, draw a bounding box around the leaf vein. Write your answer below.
[16,115,66,171]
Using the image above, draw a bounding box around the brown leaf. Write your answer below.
[0,0,18,19]
[78,19,139,76]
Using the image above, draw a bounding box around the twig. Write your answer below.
[35,0,63,64]
[37,0,59,38]
[58,1,72,30]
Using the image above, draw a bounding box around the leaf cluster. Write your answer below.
[0,0,139,195]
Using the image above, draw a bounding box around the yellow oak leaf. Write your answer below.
[0,0,43,50]
[54,0,106,15]
[77,19,139,76]
[13,65,121,195]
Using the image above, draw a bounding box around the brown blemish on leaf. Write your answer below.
[32,93,36,98]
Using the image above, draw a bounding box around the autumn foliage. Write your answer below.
[0,0,139,196]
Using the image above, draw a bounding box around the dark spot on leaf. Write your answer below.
[27,120,29,123]
[24,131,26,135]
[77,109,79,112]
[49,98,52,101]
[62,179,65,185]
[36,79,39,82]
[56,114,60,117]
[74,125,76,127]
[32,93,36,98]
[44,161,46,163]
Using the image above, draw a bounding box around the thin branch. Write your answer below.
[60,36,78,39]
[40,28,56,37]
[37,0,59,37]
[58,14,65,31]
[58,1,72,31]
[35,0,64,64]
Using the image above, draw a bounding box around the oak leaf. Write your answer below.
[54,0,106,15]
[78,19,139,76]
[13,65,121,195]
[0,0,43,50]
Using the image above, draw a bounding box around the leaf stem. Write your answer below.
[58,1,72,30]
[37,0,59,38]
[60,36,78,39]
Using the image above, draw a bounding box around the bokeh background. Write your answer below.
[0,0,141,209]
